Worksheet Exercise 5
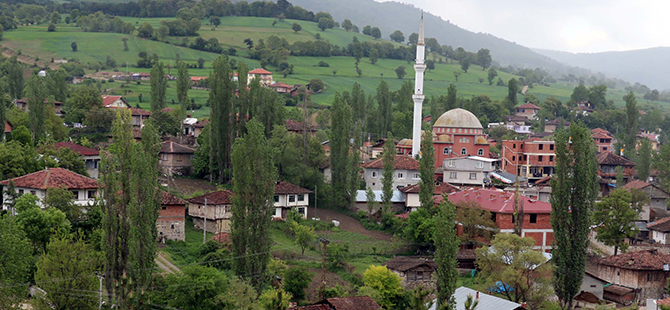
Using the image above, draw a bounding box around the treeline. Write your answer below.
[76,11,134,33]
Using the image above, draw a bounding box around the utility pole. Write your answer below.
[96,273,104,310]
[203,198,208,244]
[318,238,330,300]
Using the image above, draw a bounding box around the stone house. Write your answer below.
[514,103,541,120]
[0,168,98,210]
[159,140,195,176]
[158,191,187,241]
[188,190,233,234]
[544,118,570,133]
[624,180,670,222]
[442,156,498,186]
[53,142,101,179]
[596,249,670,305]
[384,256,437,288]
[285,119,317,138]
[597,152,636,196]
[362,154,420,191]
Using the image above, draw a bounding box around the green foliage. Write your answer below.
[44,187,80,224]
[476,48,492,70]
[34,234,102,310]
[259,287,292,310]
[293,223,315,255]
[284,266,313,301]
[147,110,181,136]
[395,65,406,79]
[407,285,434,310]
[404,207,435,251]
[292,22,302,33]
[15,194,71,253]
[150,62,168,111]
[550,122,598,309]
[326,242,350,269]
[381,131,395,212]
[330,93,354,209]
[593,189,638,254]
[308,78,325,93]
[389,30,405,43]
[39,145,88,176]
[26,75,48,142]
[370,48,380,65]
[176,60,190,118]
[624,91,638,159]
[637,138,652,181]
[487,69,498,85]
[433,200,459,310]
[419,131,435,209]
[0,139,43,180]
[360,265,404,309]
[0,215,33,309]
[210,55,235,182]
[456,201,497,243]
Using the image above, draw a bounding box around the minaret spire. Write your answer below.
[411,13,426,157]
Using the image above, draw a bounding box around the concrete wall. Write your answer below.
[581,273,605,300]
[363,168,420,191]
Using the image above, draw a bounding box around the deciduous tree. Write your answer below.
[381,132,395,213]
[360,265,404,309]
[390,30,405,43]
[0,216,33,309]
[419,131,435,209]
[433,200,459,310]
[593,189,638,255]
[150,62,167,111]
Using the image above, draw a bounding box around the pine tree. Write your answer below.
[419,131,435,209]
[176,60,190,119]
[638,138,652,181]
[26,75,48,142]
[434,199,459,310]
[377,80,391,135]
[231,119,276,291]
[550,122,598,310]
[150,62,167,112]
[381,132,395,213]
[209,55,234,182]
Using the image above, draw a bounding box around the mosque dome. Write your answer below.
[433,108,482,129]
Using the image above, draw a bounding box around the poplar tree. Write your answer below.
[381,131,395,212]
[377,80,391,135]
[209,55,234,182]
[0,94,7,141]
[624,91,638,160]
[176,60,190,119]
[419,131,435,209]
[445,84,457,111]
[26,75,48,142]
[550,123,598,310]
[330,93,352,209]
[434,199,459,310]
[231,119,276,290]
[351,82,366,137]
[101,110,161,308]
[150,62,167,112]
[430,95,444,126]
[236,61,250,135]
[638,138,652,181]
[7,58,24,100]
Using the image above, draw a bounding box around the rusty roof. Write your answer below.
[361,154,420,171]
[597,152,635,166]
[285,119,316,132]
[274,181,312,194]
[0,168,98,190]
[399,182,459,195]
[648,217,670,233]
[318,296,381,310]
[597,249,670,270]
[54,141,99,156]
[160,140,195,154]
[603,284,635,295]
[384,256,437,272]
[161,191,187,205]
[188,190,234,205]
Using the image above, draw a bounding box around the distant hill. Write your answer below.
[288,0,564,70]
[533,47,670,90]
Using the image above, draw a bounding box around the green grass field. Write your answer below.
[1,16,665,113]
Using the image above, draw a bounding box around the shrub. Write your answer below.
[47,24,56,32]
[317,61,330,67]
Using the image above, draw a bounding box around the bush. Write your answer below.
[326,243,349,269]
[317,61,330,67]
[47,24,56,32]
[308,78,325,93]
[284,266,313,301]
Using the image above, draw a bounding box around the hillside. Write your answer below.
[533,47,670,90]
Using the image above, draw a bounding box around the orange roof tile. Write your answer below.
[0,168,98,190]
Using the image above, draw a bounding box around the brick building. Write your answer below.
[501,139,556,183]
[592,128,614,154]
[443,188,554,251]
[432,108,490,169]
[158,191,187,241]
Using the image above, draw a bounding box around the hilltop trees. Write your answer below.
[371,27,382,39]
[551,123,598,309]
[341,19,353,31]
[476,48,492,70]
[0,216,33,309]
[292,22,302,33]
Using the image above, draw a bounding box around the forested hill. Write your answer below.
[288,0,564,70]
[533,47,670,90]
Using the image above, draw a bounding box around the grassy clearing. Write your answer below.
[162,216,213,267]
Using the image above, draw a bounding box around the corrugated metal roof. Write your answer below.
[429,286,524,310]
[355,190,405,203]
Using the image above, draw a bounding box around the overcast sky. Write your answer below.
[376,0,670,54]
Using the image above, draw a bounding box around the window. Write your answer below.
[161,206,167,210]
[88,190,96,199]
[161,153,167,161]
[30,191,36,196]
[549,156,554,162]
[447,160,455,167]
[449,172,457,179]
[530,214,537,223]
[71,191,78,198]
[600,139,605,143]
[469,173,477,180]
[550,144,554,150]
[298,194,305,201]
[478,148,484,156]
[443,147,451,155]
[371,171,378,178]
[513,143,517,149]
[476,161,484,169]
[177,155,183,162]
[274,195,279,203]
[170,224,175,229]
[648,273,652,282]
[18,189,24,195]
[538,155,543,161]
[461,148,467,155]
[413,173,420,179]
[512,156,516,161]
[491,213,496,222]
[397,172,404,179]
[603,147,608,151]
[289,195,295,202]
[297,207,305,215]
[416,271,424,281]
[539,144,543,150]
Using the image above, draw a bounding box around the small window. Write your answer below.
[18,189,24,195]
[538,155,543,161]
[469,173,477,180]
[461,148,467,155]
[274,195,279,202]
[397,172,404,179]
[161,206,167,210]
[512,156,516,161]
[371,171,378,178]
[530,214,537,223]
[224,205,231,213]
[88,190,96,199]
[289,195,295,202]
[297,207,305,215]
[513,143,517,149]
[648,273,652,282]
[447,160,455,167]
[413,173,420,179]
[476,161,483,168]
[443,147,450,155]
[161,153,167,160]
[449,172,457,179]
[170,224,175,229]
[539,144,543,150]
[30,190,36,196]
[298,194,305,201]
[177,155,183,162]
[550,144,554,150]
[549,156,554,162]
[71,190,78,198]
[603,147,608,151]
[491,213,496,222]
[478,148,484,156]
[600,139,605,143]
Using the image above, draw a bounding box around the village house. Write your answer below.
[188,189,233,234]
[14,99,64,117]
[573,104,595,116]
[273,181,311,219]
[488,122,532,135]
[544,118,570,133]
[290,296,381,310]
[432,108,490,169]
[623,180,670,218]
[269,82,292,94]
[0,168,98,210]
[429,287,525,310]
[501,138,556,183]
[400,181,460,212]
[285,119,317,138]
[109,107,151,127]
[190,76,208,85]
[637,133,661,152]
[441,156,499,186]
[158,191,187,241]
[131,72,151,80]
[182,119,207,138]
[442,188,554,251]
[53,142,101,179]
[592,128,614,153]
[361,154,420,191]
[648,217,670,244]
[596,249,670,305]
[597,152,636,195]
[580,269,608,301]
[384,256,437,288]
[355,189,405,214]
[102,95,131,108]
[514,102,541,120]
[159,140,195,176]
[248,68,273,86]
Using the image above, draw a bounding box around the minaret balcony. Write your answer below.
[414,63,427,71]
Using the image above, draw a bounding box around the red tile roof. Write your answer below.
[591,128,612,137]
[249,68,272,75]
[102,95,124,107]
[598,249,670,270]
[317,297,381,310]
[270,82,292,88]
[285,119,316,132]
[592,131,612,139]
[623,180,651,190]
[444,188,552,214]
[517,103,541,110]
[274,181,312,195]
[190,76,208,82]
[188,190,234,205]
[0,168,98,190]
[193,120,209,128]
[161,191,188,205]
[361,155,420,170]
[5,121,13,133]
[54,142,99,156]
[597,152,635,166]
[160,140,195,154]
[647,217,670,233]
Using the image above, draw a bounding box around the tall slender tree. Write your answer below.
[381,131,395,213]
[7,58,24,100]
[624,91,638,160]
[445,84,457,111]
[433,199,459,310]
[377,80,391,136]
[0,94,7,141]
[637,138,652,181]
[419,131,435,209]
[550,123,598,310]
[330,93,352,209]
[176,60,190,119]
[150,62,167,112]
[231,119,276,291]
[209,55,234,182]
[25,75,48,142]
[236,61,250,136]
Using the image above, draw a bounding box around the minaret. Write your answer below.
[411,13,426,157]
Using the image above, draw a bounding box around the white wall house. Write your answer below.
[443,156,498,186]
[362,155,420,191]
[273,181,311,219]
